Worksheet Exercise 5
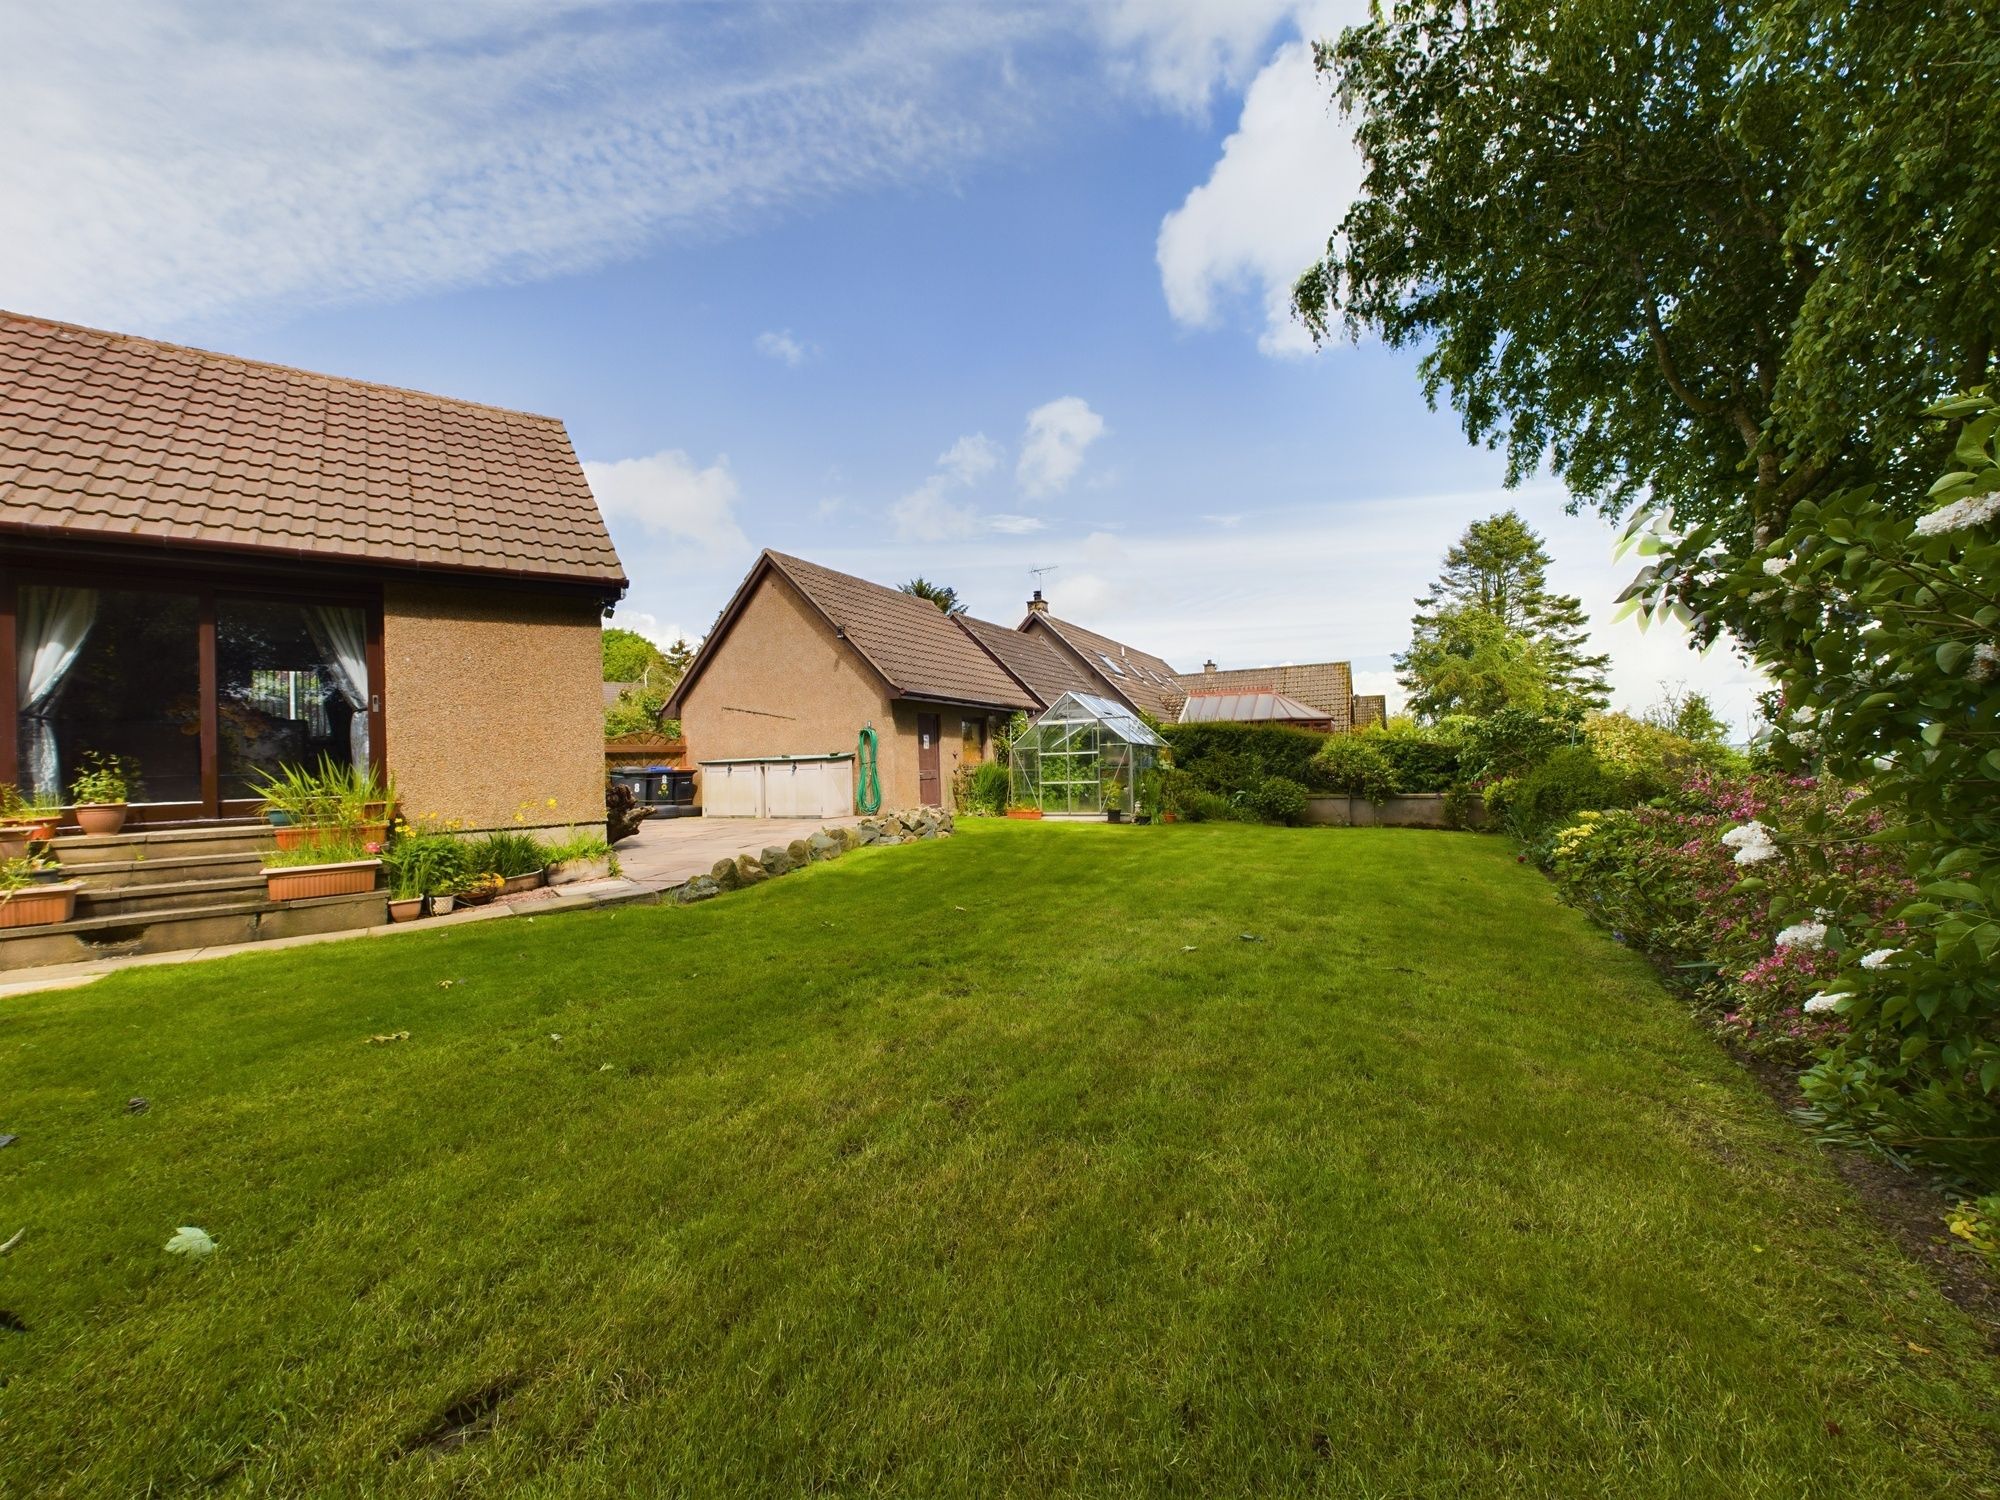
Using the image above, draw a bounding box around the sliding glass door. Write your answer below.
[6,574,381,821]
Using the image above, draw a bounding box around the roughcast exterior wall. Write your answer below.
[382,581,605,831]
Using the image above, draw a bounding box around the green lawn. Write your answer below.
[2,822,1994,1497]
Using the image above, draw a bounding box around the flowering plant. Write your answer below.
[1620,389,2000,1179]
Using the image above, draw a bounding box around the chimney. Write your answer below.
[1027,589,1049,615]
[1203,659,1217,674]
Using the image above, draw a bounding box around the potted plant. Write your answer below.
[1005,803,1044,821]
[0,856,81,928]
[468,831,549,895]
[69,753,136,836]
[0,785,61,860]
[543,831,613,886]
[1101,771,1127,824]
[261,836,382,902]
[251,758,394,852]
[455,872,504,907]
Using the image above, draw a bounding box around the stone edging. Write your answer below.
[673,807,955,905]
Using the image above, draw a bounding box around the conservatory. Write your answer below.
[1009,691,1165,820]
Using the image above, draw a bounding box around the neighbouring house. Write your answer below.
[1172,658,1372,732]
[0,311,625,831]
[663,551,1036,815]
[1015,590,1189,721]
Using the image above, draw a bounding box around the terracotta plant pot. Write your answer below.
[387,896,424,922]
[0,830,32,862]
[0,882,81,928]
[274,822,389,853]
[1005,808,1044,820]
[74,803,128,837]
[261,858,382,902]
[1161,812,1179,824]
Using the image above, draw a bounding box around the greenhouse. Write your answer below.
[1009,691,1165,819]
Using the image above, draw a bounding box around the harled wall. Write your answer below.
[382,581,606,831]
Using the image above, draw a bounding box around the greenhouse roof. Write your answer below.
[1039,691,1166,747]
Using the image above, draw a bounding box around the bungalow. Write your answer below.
[662,551,1036,815]
[0,311,624,832]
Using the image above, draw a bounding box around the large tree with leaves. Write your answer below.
[898,577,965,615]
[1404,511,1610,713]
[1294,0,1997,560]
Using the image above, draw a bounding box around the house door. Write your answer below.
[916,713,941,806]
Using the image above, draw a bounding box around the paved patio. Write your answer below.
[613,812,862,889]
[0,813,858,1000]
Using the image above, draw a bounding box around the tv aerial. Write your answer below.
[1029,564,1059,589]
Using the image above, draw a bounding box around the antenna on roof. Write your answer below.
[1029,564,1058,588]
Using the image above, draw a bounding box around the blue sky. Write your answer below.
[2,0,1762,727]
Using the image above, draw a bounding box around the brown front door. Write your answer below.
[916,712,941,805]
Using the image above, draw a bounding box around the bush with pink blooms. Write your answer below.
[1547,768,1912,1063]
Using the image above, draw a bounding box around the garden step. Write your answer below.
[0,888,384,971]
[49,850,266,890]
[47,823,275,868]
[74,872,279,920]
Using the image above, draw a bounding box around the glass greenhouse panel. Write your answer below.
[1010,693,1163,819]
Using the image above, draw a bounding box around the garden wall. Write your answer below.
[1302,793,1487,830]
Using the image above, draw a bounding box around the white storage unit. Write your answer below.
[697,755,854,818]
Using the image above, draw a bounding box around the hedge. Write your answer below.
[1160,722,1334,795]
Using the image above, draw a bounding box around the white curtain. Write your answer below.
[17,586,98,799]
[306,605,371,773]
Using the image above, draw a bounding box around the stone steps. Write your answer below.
[0,887,385,972]
[75,871,274,921]
[46,821,272,869]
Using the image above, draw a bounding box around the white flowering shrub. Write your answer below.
[1622,391,2000,1181]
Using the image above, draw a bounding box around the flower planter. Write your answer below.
[0,882,81,928]
[261,858,381,902]
[0,881,80,927]
[1160,812,1179,824]
[74,803,129,837]
[274,822,388,854]
[546,855,611,887]
[430,894,457,916]
[387,896,424,922]
[456,887,498,908]
[498,871,546,896]
[0,829,33,862]
[1005,808,1044,821]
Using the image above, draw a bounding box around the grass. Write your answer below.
[2,821,1995,1496]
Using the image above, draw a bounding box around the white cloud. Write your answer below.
[988,514,1047,535]
[1156,32,1363,356]
[1017,396,1107,498]
[610,610,698,651]
[754,329,814,367]
[938,433,1002,486]
[0,2,1054,331]
[1095,0,1302,114]
[583,449,748,554]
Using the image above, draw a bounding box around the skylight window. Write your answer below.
[1097,652,1125,677]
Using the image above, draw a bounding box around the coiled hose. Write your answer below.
[855,726,882,814]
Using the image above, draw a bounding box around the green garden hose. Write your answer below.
[855,726,882,814]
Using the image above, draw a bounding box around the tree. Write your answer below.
[602,627,671,687]
[898,577,965,615]
[1645,685,1730,746]
[1293,0,1997,561]
[1396,605,1558,721]
[1408,511,1610,711]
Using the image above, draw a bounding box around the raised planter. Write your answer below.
[74,803,129,836]
[1005,808,1044,821]
[545,855,611,887]
[262,859,382,902]
[0,881,81,928]
[498,870,546,896]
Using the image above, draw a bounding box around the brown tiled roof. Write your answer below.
[668,551,1035,714]
[0,310,625,588]
[1174,661,1355,730]
[1350,694,1387,729]
[1022,613,1186,720]
[955,614,1100,710]
[1178,690,1332,727]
